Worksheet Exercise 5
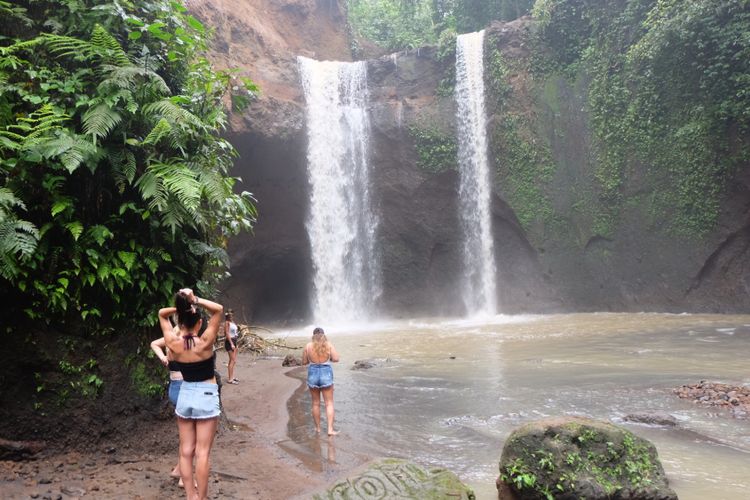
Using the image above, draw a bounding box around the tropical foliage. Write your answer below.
[533,0,750,237]
[0,0,258,335]
[347,0,533,51]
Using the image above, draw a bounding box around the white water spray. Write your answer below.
[455,31,498,316]
[297,57,380,324]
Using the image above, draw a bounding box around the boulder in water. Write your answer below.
[351,358,392,370]
[314,458,474,499]
[282,354,302,367]
[497,416,677,500]
[623,412,677,427]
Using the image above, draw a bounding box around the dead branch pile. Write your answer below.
[215,324,301,354]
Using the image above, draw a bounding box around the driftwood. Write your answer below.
[0,438,46,460]
[215,324,301,354]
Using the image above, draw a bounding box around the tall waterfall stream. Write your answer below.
[297,57,381,325]
[455,31,498,317]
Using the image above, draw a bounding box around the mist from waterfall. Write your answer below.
[297,57,380,325]
[455,30,498,316]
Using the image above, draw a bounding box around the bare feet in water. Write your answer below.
[328,429,339,436]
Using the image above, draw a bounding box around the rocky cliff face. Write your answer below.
[194,1,749,322]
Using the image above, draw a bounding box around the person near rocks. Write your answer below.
[302,327,340,435]
[224,311,239,384]
[149,334,183,484]
[159,288,223,500]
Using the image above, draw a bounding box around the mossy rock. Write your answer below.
[314,457,475,499]
[497,416,678,500]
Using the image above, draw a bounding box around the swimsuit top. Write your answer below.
[228,321,238,338]
[307,345,331,366]
[173,353,216,382]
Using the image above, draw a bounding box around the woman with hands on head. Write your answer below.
[159,288,223,500]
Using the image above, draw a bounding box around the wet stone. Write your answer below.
[313,458,474,499]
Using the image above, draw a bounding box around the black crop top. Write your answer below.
[167,360,179,372]
[174,354,215,382]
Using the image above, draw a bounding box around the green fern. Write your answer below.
[0,188,39,278]
[82,103,122,143]
[99,65,170,95]
[142,117,172,146]
[90,24,130,67]
[143,98,204,129]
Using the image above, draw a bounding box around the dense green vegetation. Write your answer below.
[0,0,257,343]
[533,0,750,238]
[347,0,533,51]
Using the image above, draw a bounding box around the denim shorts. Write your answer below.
[175,381,220,419]
[307,364,334,389]
[168,379,183,406]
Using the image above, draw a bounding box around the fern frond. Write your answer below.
[40,33,99,60]
[110,150,137,190]
[142,118,172,146]
[149,161,201,212]
[90,24,130,66]
[0,218,39,257]
[143,99,203,129]
[30,132,98,174]
[0,187,27,214]
[82,104,122,142]
[187,239,230,267]
[99,65,170,95]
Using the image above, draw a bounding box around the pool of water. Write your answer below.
[280,313,750,499]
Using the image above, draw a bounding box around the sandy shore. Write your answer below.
[0,355,355,499]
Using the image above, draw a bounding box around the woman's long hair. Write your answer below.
[311,327,329,359]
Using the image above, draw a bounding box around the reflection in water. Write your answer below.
[281,314,750,499]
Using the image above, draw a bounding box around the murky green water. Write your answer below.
[280,313,750,499]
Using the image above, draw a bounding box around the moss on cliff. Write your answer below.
[532,0,750,239]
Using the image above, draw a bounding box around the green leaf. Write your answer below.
[51,199,72,217]
[65,221,83,241]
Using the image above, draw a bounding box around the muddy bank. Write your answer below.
[0,357,345,499]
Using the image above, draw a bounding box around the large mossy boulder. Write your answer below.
[497,417,678,500]
[314,458,475,499]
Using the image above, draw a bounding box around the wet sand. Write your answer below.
[0,356,353,499]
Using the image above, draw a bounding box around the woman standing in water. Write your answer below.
[159,288,223,500]
[302,327,340,435]
[224,311,239,384]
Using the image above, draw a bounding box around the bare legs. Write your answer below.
[309,387,322,433]
[321,386,338,435]
[177,416,218,500]
[308,386,338,436]
[227,348,237,382]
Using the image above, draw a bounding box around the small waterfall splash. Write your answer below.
[455,31,498,316]
[297,57,380,324]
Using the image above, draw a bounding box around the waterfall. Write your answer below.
[297,57,380,324]
[455,31,498,316]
